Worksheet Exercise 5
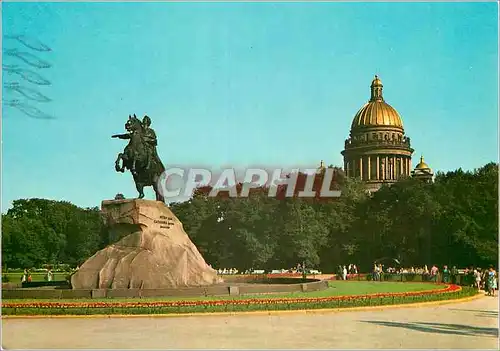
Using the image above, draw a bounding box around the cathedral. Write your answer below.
[339,75,433,191]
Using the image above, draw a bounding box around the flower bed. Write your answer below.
[2,284,476,316]
[265,273,302,278]
[327,274,368,280]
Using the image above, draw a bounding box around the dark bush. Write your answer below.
[21,281,69,288]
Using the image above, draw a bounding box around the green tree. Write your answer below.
[2,214,48,268]
[269,199,329,269]
[433,163,498,266]
[319,177,369,271]
[170,187,224,266]
[2,199,104,268]
[221,192,279,270]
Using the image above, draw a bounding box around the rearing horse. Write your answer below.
[112,114,165,202]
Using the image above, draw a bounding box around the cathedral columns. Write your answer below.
[387,158,390,180]
[393,156,396,179]
[359,157,363,180]
[367,156,371,180]
[386,158,389,180]
[376,156,380,180]
[342,150,414,186]
[382,156,385,181]
[349,155,414,181]
[385,156,389,180]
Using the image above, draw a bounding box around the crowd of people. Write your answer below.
[20,269,32,283]
[210,261,499,296]
[468,266,498,296]
[215,263,315,276]
[373,264,444,282]
[370,263,498,296]
[336,264,359,280]
[216,268,240,275]
[20,268,54,283]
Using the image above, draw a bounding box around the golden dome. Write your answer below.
[351,75,404,130]
[351,101,403,129]
[415,155,430,170]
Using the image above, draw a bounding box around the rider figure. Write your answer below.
[142,115,159,170]
[112,114,161,175]
[112,114,166,201]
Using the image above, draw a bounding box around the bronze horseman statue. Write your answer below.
[112,114,165,202]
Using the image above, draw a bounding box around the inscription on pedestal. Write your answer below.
[154,215,175,229]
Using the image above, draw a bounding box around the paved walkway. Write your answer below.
[2,296,498,349]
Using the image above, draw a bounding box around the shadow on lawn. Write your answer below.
[361,320,498,338]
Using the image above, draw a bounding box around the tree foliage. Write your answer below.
[1,199,104,268]
[2,163,498,271]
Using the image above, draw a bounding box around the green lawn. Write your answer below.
[4,281,442,303]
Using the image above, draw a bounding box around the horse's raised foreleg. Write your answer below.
[115,153,125,172]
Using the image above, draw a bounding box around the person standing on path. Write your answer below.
[21,269,28,283]
[474,269,482,290]
[430,265,438,283]
[373,263,379,281]
[423,265,429,281]
[451,266,458,284]
[442,265,450,283]
[378,264,384,281]
[487,266,497,296]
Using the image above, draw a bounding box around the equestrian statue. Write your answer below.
[112,114,165,202]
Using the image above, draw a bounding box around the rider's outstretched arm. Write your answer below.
[112,133,131,139]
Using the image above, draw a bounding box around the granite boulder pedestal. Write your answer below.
[70,199,222,290]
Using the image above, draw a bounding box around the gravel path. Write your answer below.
[2,296,498,349]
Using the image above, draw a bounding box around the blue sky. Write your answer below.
[2,2,498,210]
